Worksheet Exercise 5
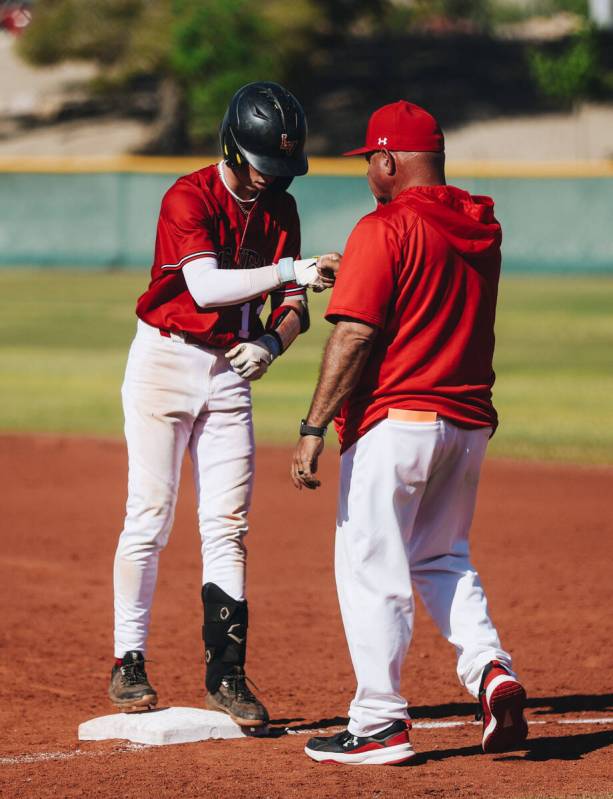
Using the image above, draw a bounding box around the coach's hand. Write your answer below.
[317,251,341,279]
[226,335,278,381]
[311,252,341,293]
[291,435,324,490]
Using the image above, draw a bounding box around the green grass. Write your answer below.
[1,270,612,464]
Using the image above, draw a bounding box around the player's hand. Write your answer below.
[226,338,275,381]
[291,435,324,490]
[292,258,320,287]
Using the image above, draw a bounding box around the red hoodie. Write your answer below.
[325,185,502,452]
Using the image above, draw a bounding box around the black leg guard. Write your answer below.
[202,582,248,693]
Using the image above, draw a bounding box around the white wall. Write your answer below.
[589,0,613,28]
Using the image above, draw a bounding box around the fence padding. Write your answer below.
[1,170,611,272]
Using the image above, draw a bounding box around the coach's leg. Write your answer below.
[409,422,514,698]
[335,419,439,737]
[113,329,194,658]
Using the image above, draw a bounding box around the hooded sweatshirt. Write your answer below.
[325,185,502,453]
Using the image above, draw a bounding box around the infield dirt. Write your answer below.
[1,435,611,798]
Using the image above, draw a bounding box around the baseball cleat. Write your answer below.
[478,660,528,753]
[108,651,158,712]
[304,720,415,765]
[205,666,269,727]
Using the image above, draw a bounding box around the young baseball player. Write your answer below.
[292,101,528,764]
[109,82,324,727]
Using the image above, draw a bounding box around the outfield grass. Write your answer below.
[1,270,612,464]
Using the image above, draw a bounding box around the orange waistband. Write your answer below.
[387,408,439,423]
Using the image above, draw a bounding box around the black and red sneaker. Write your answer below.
[304,720,415,765]
[478,660,528,753]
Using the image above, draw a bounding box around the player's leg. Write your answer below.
[408,420,527,751]
[334,419,438,738]
[111,326,198,709]
[189,362,267,726]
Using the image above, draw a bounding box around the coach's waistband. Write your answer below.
[388,408,439,423]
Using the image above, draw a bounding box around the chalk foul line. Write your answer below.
[2,717,612,766]
[0,742,149,766]
[286,717,613,735]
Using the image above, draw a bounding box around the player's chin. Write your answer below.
[252,177,275,191]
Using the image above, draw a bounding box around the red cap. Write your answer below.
[343,101,444,157]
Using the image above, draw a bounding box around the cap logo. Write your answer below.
[377,137,388,146]
[280,133,297,155]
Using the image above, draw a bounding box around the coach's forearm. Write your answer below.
[306,321,375,428]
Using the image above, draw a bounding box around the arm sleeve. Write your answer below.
[183,257,285,308]
[325,216,401,328]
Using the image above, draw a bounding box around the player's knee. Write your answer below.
[199,516,248,554]
[199,507,248,533]
[120,498,176,553]
[117,522,173,557]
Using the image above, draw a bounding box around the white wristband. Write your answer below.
[276,257,296,283]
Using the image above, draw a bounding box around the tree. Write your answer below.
[529,25,601,107]
[17,0,389,152]
[170,0,282,144]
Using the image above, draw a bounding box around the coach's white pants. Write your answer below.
[113,321,254,658]
[335,417,513,737]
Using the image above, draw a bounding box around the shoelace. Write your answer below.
[120,661,148,686]
[222,672,259,701]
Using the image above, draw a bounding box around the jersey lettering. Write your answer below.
[239,303,250,340]
[218,246,265,271]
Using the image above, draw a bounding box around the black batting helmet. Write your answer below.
[220,82,308,179]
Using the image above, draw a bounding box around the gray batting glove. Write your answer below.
[226,334,280,381]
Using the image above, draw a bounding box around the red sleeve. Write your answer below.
[325,216,401,328]
[154,180,217,271]
[271,192,304,300]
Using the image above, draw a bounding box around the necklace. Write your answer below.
[218,161,259,217]
[235,198,253,218]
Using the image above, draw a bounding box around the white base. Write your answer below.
[78,707,250,746]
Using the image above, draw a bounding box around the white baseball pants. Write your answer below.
[113,321,254,658]
[335,417,514,737]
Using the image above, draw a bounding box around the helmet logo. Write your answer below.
[280,133,297,155]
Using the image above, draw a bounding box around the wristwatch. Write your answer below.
[300,419,327,438]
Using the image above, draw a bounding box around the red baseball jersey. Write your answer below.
[136,163,303,348]
[326,185,502,452]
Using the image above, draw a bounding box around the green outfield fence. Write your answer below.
[1,157,612,272]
